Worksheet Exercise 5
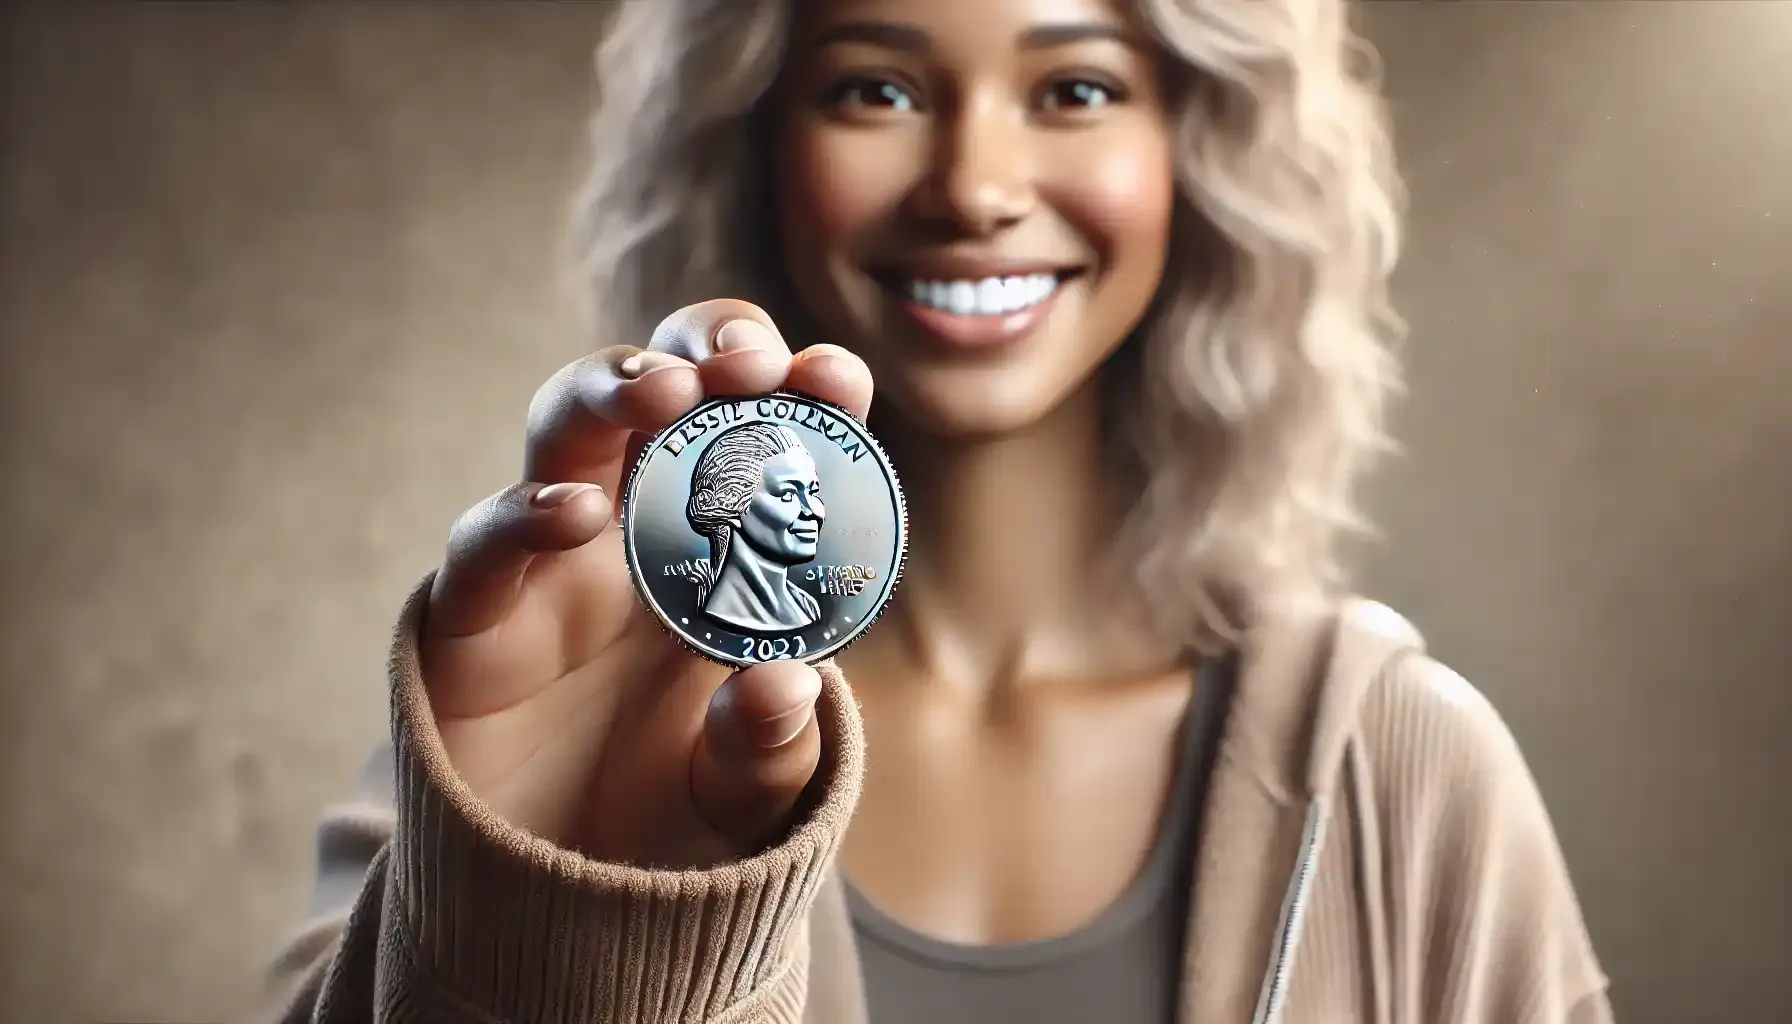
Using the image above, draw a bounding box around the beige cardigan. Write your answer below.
[262,580,1613,1023]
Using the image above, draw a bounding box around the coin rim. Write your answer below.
[620,389,908,669]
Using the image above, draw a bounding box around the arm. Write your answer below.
[257,578,866,1024]
[1365,653,1613,1024]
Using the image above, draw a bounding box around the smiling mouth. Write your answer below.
[875,269,1086,318]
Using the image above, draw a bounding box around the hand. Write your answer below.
[418,300,873,869]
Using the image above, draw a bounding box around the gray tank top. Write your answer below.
[846,655,1234,1024]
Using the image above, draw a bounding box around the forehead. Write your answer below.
[791,0,1135,39]
[763,448,818,478]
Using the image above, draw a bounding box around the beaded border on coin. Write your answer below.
[620,390,908,669]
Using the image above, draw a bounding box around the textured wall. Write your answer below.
[0,3,1786,1022]
[1361,5,1792,1021]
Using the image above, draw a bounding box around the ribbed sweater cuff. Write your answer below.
[381,574,865,1023]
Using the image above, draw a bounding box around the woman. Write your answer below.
[263,0,1612,1021]
[684,421,827,633]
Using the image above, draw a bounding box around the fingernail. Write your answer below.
[618,350,687,379]
[801,352,852,385]
[748,703,815,749]
[714,319,779,354]
[747,670,823,748]
[532,482,599,508]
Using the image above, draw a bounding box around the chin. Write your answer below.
[877,358,1095,440]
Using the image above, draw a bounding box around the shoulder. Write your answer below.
[1328,599,1531,809]
[1349,622,1546,836]
[1335,602,1612,1019]
[1252,595,1569,843]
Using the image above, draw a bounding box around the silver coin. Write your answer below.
[622,391,907,668]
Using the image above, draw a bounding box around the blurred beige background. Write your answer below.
[0,2,1786,1022]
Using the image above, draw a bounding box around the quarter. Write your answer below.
[622,391,907,668]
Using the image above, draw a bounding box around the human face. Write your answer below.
[740,448,826,564]
[774,0,1174,438]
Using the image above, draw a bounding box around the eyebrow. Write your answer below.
[807,19,1135,53]
[1019,23,1135,50]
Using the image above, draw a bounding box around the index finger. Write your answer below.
[522,346,702,492]
[522,297,778,494]
[651,299,874,422]
[788,344,873,423]
[647,297,789,364]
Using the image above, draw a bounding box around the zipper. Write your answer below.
[1252,799,1329,1024]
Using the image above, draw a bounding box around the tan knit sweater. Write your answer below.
[261,580,1613,1023]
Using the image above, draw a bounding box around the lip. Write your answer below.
[870,255,1083,281]
[875,272,1081,353]
[897,289,1059,352]
[789,527,819,541]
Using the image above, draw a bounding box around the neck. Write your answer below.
[863,378,1178,696]
[721,535,788,592]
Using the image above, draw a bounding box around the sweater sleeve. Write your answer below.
[257,575,866,1024]
[1365,652,1613,1024]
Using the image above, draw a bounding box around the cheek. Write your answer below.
[739,497,766,533]
[778,128,909,266]
[1051,127,1175,275]
[755,496,794,527]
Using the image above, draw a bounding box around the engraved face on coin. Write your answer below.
[622,392,907,667]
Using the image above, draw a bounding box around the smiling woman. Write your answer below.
[684,421,827,633]
[773,5,1176,440]
[260,0,1613,1022]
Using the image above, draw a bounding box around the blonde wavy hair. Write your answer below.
[573,0,1404,649]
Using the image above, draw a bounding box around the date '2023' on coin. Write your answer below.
[622,392,908,668]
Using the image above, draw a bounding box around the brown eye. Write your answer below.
[1040,77,1124,111]
[823,75,919,113]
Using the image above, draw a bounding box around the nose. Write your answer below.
[909,90,1035,236]
[797,490,824,521]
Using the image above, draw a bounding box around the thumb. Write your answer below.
[690,661,824,853]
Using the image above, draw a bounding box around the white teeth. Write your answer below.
[905,273,1061,316]
[976,278,1004,312]
[948,280,977,314]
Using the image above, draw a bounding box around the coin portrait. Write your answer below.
[622,392,907,667]
[686,421,825,634]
